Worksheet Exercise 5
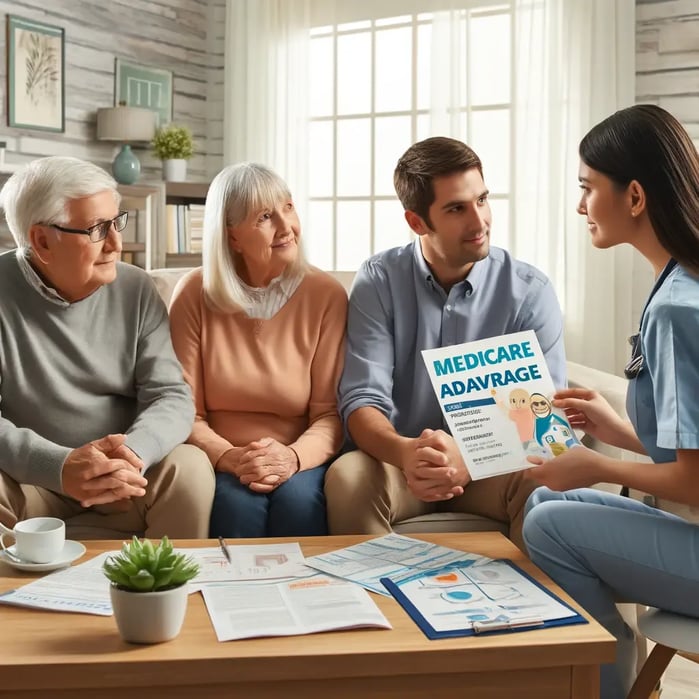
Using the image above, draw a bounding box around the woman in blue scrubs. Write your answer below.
[523,104,699,699]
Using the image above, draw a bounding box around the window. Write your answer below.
[306,2,514,271]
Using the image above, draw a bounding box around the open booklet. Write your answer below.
[202,575,391,641]
[380,558,586,639]
[421,329,580,480]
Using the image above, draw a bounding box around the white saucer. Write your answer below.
[0,540,87,572]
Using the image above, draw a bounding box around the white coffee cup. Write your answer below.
[0,517,66,564]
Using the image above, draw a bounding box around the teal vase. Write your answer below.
[112,145,141,185]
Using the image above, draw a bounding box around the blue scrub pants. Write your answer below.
[523,487,699,699]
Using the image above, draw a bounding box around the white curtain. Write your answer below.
[429,0,636,374]
[223,0,637,374]
[511,0,637,375]
[223,0,311,203]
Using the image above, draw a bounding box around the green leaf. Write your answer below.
[102,535,198,591]
[128,569,155,591]
[153,567,175,590]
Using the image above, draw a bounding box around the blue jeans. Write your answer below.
[210,463,330,538]
[523,487,699,699]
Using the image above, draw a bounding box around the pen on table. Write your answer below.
[218,536,232,564]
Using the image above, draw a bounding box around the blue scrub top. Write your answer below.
[626,263,699,463]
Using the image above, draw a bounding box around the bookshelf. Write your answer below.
[164,181,209,269]
[117,183,164,271]
[117,181,209,270]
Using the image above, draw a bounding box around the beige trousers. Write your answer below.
[0,445,215,539]
[325,450,535,550]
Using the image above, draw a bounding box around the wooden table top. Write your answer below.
[0,532,615,694]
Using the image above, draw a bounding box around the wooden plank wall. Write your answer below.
[636,0,699,146]
[632,0,699,328]
[0,0,218,181]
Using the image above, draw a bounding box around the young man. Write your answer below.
[325,137,566,549]
[0,156,214,539]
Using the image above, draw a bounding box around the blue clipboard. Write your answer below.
[380,559,587,639]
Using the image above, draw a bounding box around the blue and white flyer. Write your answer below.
[421,330,579,480]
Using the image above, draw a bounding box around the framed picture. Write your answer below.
[114,59,173,127]
[7,15,65,132]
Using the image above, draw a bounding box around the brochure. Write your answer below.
[381,558,586,639]
[0,552,113,616]
[304,533,490,596]
[421,329,580,480]
[202,575,392,641]
[0,544,317,615]
[182,542,315,591]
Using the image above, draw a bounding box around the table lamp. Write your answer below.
[96,106,156,185]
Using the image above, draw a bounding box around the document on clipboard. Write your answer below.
[380,558,586,639]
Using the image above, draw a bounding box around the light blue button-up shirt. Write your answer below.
[339,240,566,439]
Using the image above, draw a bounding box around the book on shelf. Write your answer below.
[165,203,206,255]
[421,330,580,481]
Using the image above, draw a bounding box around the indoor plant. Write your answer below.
[103,535,200,643]
[151,124,194,182]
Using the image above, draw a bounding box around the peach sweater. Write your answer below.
[169,267,347,470]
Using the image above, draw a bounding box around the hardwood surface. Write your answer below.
[0,532,614,699]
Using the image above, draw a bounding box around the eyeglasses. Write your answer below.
[531,400,548,408]
[624,333,643,379]
[47,211,128,243]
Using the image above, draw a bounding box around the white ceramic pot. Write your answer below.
[110,584,188,644]
[162,158,187,182]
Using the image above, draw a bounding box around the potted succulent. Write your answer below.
[151,124,194,182]
[103,536,199,644]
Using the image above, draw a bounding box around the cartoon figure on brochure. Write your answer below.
[529,393,578,456]
[501,388,535,443]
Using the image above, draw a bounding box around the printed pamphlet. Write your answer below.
[202,575,391,641]
[421,330,579,480]
[381,558,585,639]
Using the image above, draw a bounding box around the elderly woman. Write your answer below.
[169,163,347,538]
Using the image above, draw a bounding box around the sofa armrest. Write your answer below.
[150,267,195,307]
[566,360,641,462]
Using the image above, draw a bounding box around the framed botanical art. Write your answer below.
[114,59,173,127]
[7,15,65,132]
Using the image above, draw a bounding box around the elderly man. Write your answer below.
[0,156,213,539]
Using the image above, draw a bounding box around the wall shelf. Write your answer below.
[164,181,209,268]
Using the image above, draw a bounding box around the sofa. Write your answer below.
[150,266,665,672]
[149,267,651,534]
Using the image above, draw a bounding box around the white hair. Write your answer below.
[202,162,308,313]
[0,156,119,250]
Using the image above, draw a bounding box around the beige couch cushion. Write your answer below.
[150,267,194,306]
[152,267,694,532]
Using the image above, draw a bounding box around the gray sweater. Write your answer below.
[0,252,194,493]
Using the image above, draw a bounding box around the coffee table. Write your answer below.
[0,532,614,698]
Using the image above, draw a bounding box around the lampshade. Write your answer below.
[96,106,156,185]
[96,106,156,143]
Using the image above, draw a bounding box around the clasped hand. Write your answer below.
[61,433,147,508]
[217,438,298,493]
[401,428,471,502]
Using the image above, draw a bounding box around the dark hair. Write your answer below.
[579,104,699,272]
[394,136,482,227]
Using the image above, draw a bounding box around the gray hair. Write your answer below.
[202,162,308,313]
[0,156,119,250]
